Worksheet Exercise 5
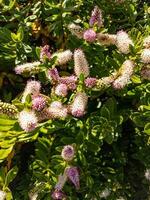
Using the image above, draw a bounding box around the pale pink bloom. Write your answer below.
[22,80,41,103]
[71,92,88,117]
[112,60,134,89]
[48,106,68,119]
[50,101,63,109]
[55,84,68,97]
[74,49,89,78]
[15,61,40,74]
[116,30,133,54]
[47,68,60,82]
[55,174,67,190]
[0,191,6,200]
[40,45,51,61]
[68,23,84,39]
[145,169,150,181]
[83,29,96,42]
[61,145,75,161]
[65,167,80,190]
[59,76,77,90]
[141,65,150,80]
[89,6,103,27]
[18,110,38,132]
[96,33,117,45]
[51,190,66,200]
[52,50,73,65]
[141,49,150,64]
[32,95,46,111]
[85,77,97,88]
[143,36,150,48]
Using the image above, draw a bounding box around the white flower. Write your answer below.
[143,36,150,48]
[116,31,133,54]
[0,190,6,200]
[18,110,38,132]
[15,61,40,75]
[99,188,111,198]
[141,49,150,64]
[52,50,73,65]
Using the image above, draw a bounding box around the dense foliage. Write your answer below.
[0,0,150,199]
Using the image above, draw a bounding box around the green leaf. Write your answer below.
[144,123,150,135]
[5,166,18,187]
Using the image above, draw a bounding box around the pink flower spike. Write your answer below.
[51,190,66,200]
[85,77,97,88]
[40,45,51,62]
[65,167,80,190]
[59,75,77,90]
[89,6,103,27]
[48,68,60,82]
[32,95,46,111]
[83,29,96,42]
[55,84,68,97]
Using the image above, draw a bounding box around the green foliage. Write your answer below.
[0,0,150,200]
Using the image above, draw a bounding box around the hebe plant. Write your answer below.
[0,0,150,199]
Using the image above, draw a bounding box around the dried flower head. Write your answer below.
[61,145,75,161]
[40,45,51,62]
[89,6,103,27]
[15,61,41,75]
[83,29,96,42]
[52,50,73,65]
[96,33,117,45]
[74,49,89,78]
[51,190,66,200]
[71,92,88,117]
[143,36,150,48]
[55,84,68,97]
[85,77,97,88]
[68,23,84,39]
[18,110,38,132]
[65,167,80,190]
[0,101,18,118]
[32,95,47,111]
[141,49,150,64]
[141,65,150,80]
[116,31,133,54]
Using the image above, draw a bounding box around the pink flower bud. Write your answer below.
[74,49,89,78]
[32,95,47,111]
[65,167,80,190]
[83,29,96,42]
[18,110,38,132]
[89,6,103,27]
[48,68,60,82]
[85,77,97,88]
[61,145,75,161]
[55,84,68,97]
[51,190,66,200]
[40,45,51,62]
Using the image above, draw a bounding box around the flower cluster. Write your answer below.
[52,145,80,199]
[141,36,150,80]
[68,7,133,54]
